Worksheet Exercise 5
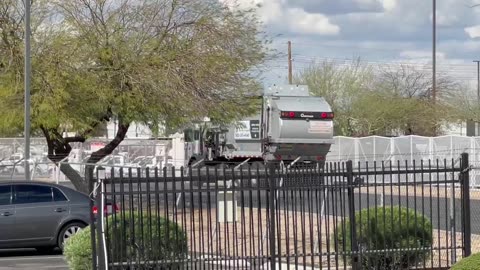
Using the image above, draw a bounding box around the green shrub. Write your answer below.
[334,206,433,269]
[64,213,188,270]
[108,213,188,265]
[451,253,480,270]
[64,226,93,270]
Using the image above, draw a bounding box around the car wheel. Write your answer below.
[58,222,85,250]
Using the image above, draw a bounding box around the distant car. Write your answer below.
[0,182,118,252]
[0,154,50,177]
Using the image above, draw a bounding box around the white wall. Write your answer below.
[442,122,466,136]
[106,121,153,139]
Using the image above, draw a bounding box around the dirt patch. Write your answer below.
[356,185,480,200]
[156,208,474,269]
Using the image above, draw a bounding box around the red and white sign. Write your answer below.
[90,142,106,151]
[308,121,332,134]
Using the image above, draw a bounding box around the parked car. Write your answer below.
[94,154,136,178]
[0,182,118,252]
[0,154,50,176]
[0,153,23,175]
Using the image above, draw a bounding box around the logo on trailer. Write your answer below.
[234,120,260,140]
[300,113,314,118]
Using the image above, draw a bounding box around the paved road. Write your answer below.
[0,249,67,270]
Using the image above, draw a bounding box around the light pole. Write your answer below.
[432,0,436,104]
[474,61,480,103]
[24,0,31,180]
[288,41,292,84]
[475,60,480,136]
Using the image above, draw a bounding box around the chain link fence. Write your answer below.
[0,137,183,183]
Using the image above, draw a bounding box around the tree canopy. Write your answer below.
[296,60,464,137]
[0,0,270,191]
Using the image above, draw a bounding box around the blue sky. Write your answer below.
[223,0,480,87]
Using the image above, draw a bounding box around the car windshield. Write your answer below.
[139,157,153,166]
[100,156,113,164]
[114,157,122,164]
[132,157,144,163]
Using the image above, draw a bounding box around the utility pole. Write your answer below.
[474,61,480,102]
[24,0,31,181]
[432,0,436,104]
[288,41,292,84]
[475,60,480,136]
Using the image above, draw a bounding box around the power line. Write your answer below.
[287,56,477,69]
[267,60,478,73]
[288,41,293,84]
[281,42,412,53]
[263,56,479,81]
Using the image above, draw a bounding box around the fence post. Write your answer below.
[461,153,471,257]
[86,165,98,270]
[346,160,360,270]
[96,167,107,270]
[268,163,277,270]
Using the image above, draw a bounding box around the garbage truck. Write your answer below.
[184,85,334,168]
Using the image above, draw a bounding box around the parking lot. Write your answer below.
[0,249,67,270]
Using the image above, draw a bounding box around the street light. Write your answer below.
[93,165,108,269]
[96,166,106,181]
[474,60,480,136]
[432,0,436,104]
[24,0,31,180]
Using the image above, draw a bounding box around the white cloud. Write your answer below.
[224,0,480,83]
[465,25,480,39]
[351,0,395,10]
[399,50,446,60]
[380,0,396,11]
[354,0,376,6]
[437,13,458,26]
[219,0,340,35]
[286,8,340,35]
[236,0,283,24]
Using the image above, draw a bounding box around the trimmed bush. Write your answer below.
[108,212,188,265]
[64,226,93,270]
[64,213,188,270]
[451,253,480,270]
[334,206,433,269]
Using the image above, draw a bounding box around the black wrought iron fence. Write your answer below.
[89,153,471,270]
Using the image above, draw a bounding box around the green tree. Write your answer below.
[372,64,458,136]
[0,0,269,192]
[444,86,480,126]
[296,60,459,137]
[294,59,374,136]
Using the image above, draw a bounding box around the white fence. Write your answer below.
[328,135,480,186]
[1,135,480,185]
[328,135,476,162]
